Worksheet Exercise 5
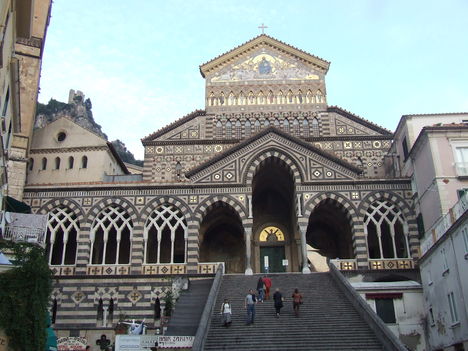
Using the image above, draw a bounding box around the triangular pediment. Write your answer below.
[186,127,362,185]
[200,35,330,79]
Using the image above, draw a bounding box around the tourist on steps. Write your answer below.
[256,276,265,302]
[263,275,272,300]
[292,288,303,317]
[273,288,284,318]
[245,289,257,325]
[220,298,232,327]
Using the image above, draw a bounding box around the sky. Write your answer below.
[38,0,468,159]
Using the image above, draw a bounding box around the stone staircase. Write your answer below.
[165,278,213,336]
[203,273,388,351]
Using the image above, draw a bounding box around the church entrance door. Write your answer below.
[260,246,285,273]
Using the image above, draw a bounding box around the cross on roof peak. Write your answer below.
[258,23,268,34]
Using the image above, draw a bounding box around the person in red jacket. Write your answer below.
[263,275,272,300]
[291,288,303,317]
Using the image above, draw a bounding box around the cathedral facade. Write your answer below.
[23,35,419,338]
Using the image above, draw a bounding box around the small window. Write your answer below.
[57,132,67,142]
[429,307,435,326]
[441,247,449,273]
[55,157,60,170]
[81,156,88,169]
[402,137,409,160]
[375,298,396,323]
[41,157,47,170]
[448,292,459,324]
[28,158,34,171]
[68,156,74,169]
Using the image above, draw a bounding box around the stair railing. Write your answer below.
[328,263,407,351]
[192,263,224,351]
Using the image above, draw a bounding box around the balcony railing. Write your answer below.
[421,193,468,256]
[1,212,48,247]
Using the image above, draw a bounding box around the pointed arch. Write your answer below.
[283,118,290,133]
[208,92,215,106]
[243,148,305,185]
[268,90,275,104]
[215,119,223,138]
[235,119,242,139]
[316,90,324,103]
[258,91,265,105]
[90,205,133,265]
[303,118,310,137]
[193,196,247,229]
[219,92,226,106]
[248,91,255,105]
[287,90,294,104]
[144,204,188,264]
[228,91,236,106]
[254,119,261,133]
[239,91,246,105]
[293,118,300,136]
[311,117,319,137]
[225,120,232,139]
[278,90,285,104]
[306,90,314,103]
[245,119,252,138]
[297,90,304,104]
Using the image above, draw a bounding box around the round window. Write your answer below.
[57,132,67,142]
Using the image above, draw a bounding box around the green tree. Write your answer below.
[0,241,53,351]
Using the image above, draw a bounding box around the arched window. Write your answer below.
[278,91,285,104]
[42,157,47,170]
[254,119,261,133]
[248,91,255,105]
[225,120,232,139]
[316,90,324,103]
[215,120,222,138]
[51,299,57,324]
[239,92,246,105]
[45,207,79,265]
[264,119,270,128]
[311,117,319,137]
[219,92,225,106]
[245,120,251,138]
[144,204,187,264]
[273,118,280,127]
[287,90,294,104]
[209,92,215,106]
[81,156,88,169]
[258,91,265,105]
[28,158,34,171]
[235,120,242,139]
[293,118,300,136]
[306,90,314,104]
[68,156,74,169]
[90,206,133,265]
[228,92,236,106]
[268,90,275,104]
[283,118,290,133]
[55,157,61,170]
[297,90,304,104]
[364,200,410,259]
[303,119,310,137]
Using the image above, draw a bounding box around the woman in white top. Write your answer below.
[220,298,232,327]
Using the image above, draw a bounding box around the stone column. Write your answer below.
[299,225,311,274]
[244,226,253,275]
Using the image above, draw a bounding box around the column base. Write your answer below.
[245,267,253,275]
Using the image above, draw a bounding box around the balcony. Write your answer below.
[1,212,48,247]
[421,193,468,256]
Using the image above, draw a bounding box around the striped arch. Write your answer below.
[193,195,247,230]
[243,148,304,185]
[140,196,192,223]
[303,192,357,221]
[38,198,85,224]
[86,197,138,226]
[358,191,413,218]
